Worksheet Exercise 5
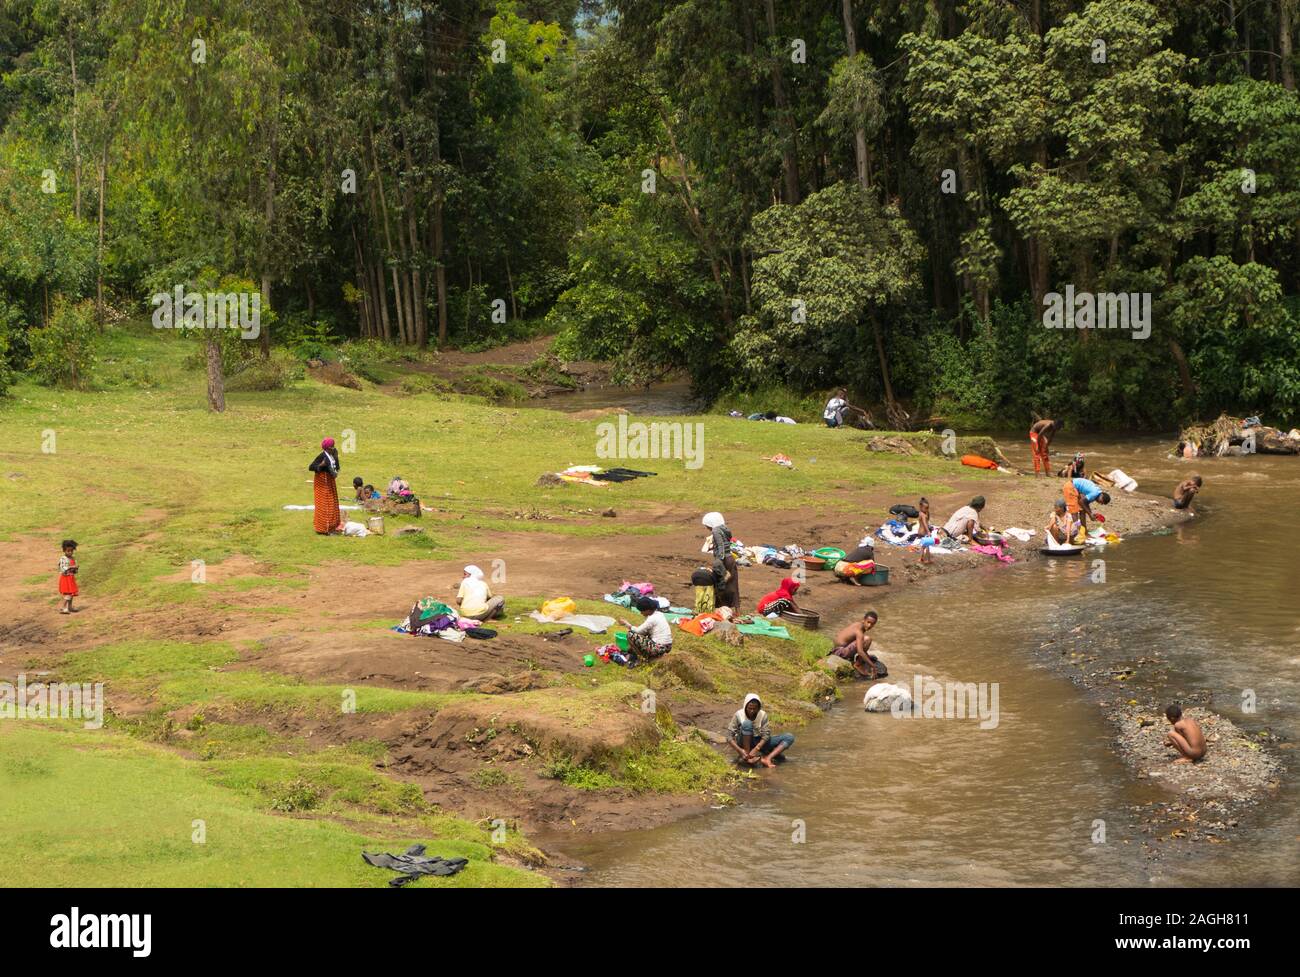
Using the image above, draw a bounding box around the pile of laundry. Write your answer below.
[602,581,671,610]
[871,521,962,555]
[728,410,797,424]
[543,465,658,487]
[702,536,810,569]
[392,597,496,642]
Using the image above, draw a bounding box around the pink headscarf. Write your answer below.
[321,437,335,449]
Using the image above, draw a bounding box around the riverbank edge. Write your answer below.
[552,492,1286,883]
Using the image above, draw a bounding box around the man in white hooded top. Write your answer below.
[726,693,795,767]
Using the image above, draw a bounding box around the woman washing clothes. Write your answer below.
[757,577,802,617]
[703,511,740,611]
[308,437,342,535]
[620,595,673,662]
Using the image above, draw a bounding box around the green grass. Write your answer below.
[0,319,981,887]
[0,724,545,887]
[57,639,468,717]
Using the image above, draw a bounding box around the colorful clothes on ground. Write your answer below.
[834,559,876,579]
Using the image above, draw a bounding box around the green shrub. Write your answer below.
[226,350,302,391]
[28,297,98,388]
[397,373,451,396]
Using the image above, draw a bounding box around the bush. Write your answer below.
[28,297,98,388]
[226,350,302,391]
[0,297,20,396]
[396,373,451,396]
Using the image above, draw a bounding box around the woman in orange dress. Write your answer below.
[309,438,342,534]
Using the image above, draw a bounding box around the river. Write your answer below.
[546,434,1300,886]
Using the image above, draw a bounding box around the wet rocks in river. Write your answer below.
[1113,702,1283,803]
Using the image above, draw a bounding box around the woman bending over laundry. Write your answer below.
[757,577,802,616]
[703,511,740,611]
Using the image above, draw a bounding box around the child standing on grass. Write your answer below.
[58,539,79,614]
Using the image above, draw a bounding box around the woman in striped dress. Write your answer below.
[309,438,342,534]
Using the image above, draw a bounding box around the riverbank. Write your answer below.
[0,325,1016,886]
[2,326,1287,886]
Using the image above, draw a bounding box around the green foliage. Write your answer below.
[731,182,924,391]
[27,295,97,387]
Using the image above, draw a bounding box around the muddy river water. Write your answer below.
[549,435,1300,886]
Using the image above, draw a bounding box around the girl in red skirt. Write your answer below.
[58,539,79,613]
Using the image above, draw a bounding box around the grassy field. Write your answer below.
[0,321,985,886]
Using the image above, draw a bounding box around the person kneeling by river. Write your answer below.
[621,596,672,662]
[727,693,794,768]
[831,611,883,679]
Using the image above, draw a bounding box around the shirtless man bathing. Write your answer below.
[831,610,882,679]
[1163,703,1207,763]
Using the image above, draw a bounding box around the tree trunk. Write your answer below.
[206,334,226,413]
[260,135,276,359]
[69,34,82,221]
[369,130,407,343]
[870,310,899,424]
[1283,0,1296,91]
[431,109,449,347]
[764,0,801,204]
[840,0,871,191]
[95,150,106,327]
[1169,338,1196,398]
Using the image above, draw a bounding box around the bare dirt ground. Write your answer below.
[0,471,1195,844]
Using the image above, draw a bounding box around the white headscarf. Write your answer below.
[702,512,726,530]
[463,565,484,580]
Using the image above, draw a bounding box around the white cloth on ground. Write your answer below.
[528,611,616,633]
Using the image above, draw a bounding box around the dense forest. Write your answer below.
[2,0,1299,428]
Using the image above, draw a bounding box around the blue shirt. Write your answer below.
[1073,478,1104,503]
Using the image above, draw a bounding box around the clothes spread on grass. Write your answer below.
[361,845,468,887]
[529,610,616,633]
[547,465,658,487]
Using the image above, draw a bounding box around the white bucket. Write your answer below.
[367,515,385,535]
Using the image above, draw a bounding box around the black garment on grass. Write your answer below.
[362,844,469,887]
[598,468,657,482]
